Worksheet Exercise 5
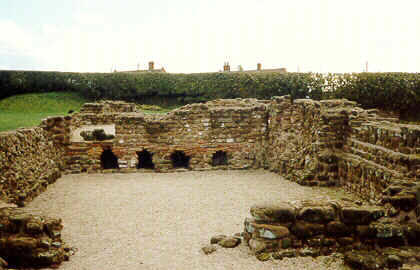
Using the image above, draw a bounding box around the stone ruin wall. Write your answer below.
[0,117,69,206]
[261,96,419,209]
[0,207,70,268]
[1,97,420,268]
[66,99,268,173]
[1,97,419,210]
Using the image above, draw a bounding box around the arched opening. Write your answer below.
[170,151,190,169]
[137,150,155,169]
[101,149,119,169]
[212,151,228,166]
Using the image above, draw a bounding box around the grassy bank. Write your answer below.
[0,92,87,132]
[0,92,179,132]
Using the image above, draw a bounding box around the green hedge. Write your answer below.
[324,73,420,118]
[1,70,419,118]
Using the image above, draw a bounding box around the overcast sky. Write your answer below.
[0,0,419,73]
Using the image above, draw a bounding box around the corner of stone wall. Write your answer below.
[0,115,71,206]
[263,95,345,187]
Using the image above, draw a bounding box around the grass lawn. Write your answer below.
[0,92,88,132]
[0,92,179,132]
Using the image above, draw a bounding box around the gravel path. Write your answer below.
[25,170,349,270]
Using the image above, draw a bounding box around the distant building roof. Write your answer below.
[222,62,287,73]
[237,68,287,73]
[121,68,166,73]
[115,61,166,73]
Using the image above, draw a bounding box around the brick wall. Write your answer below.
[66,99,268,173]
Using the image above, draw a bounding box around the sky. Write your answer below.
[0,0,419,73]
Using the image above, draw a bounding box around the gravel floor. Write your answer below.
[25,170,350,270]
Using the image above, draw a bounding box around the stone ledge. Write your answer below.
[242,200,419,269]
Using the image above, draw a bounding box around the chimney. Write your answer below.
[223,62,230,72]
[148,61,154,71]
[257,63,262,71]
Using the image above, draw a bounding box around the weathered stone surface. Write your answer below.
[386,254,403,268]
[0,126,65,205]
[371,222,404,239]
[210,235,226,244]
[201,244,217,255]
[326,221,353,237]
[249,223,290,239]
[297,204,337,224]
[299,248,320,257]
[341,206,384,225]
[291,222,324,238]
[0,208,69,268]
[272,249,297,260]
[218,236,240,248]
[256,252,271,261]
[250,202,296,223]
[337,237,353,246]
[344,250,385,270]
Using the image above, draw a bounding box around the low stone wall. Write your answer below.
[242,201,420,268]
[260,96,420,223]
[0,207,71,268]
[0,125,66,206]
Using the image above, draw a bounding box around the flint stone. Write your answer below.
[326,221,353,237]
[344,250,385,270]
[298,205,336,224]
[291,222,325,238]
[299,248,320,257]
[218,236,240,248]
[250,202,296,223]
[341,206,384,225]
[210,235,227,244]
[371,222,404,239]
[256,252,271,261]
[7,235,39,250]
[36,250,64,265]
[26,220,44,234]
[250,223,290,239]
[272,249,297,260]
[202,245,217,255]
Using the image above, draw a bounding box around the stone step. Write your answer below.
[337,152,404,201]
[346,138,419,176]
[350,122,420,155]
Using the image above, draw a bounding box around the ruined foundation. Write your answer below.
[1,96,419,269]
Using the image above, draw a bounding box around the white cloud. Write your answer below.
[1,0,420,73]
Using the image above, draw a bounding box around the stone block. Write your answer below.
[250,223,290,240]
[250,202,296,223]
[341,206,384,225]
